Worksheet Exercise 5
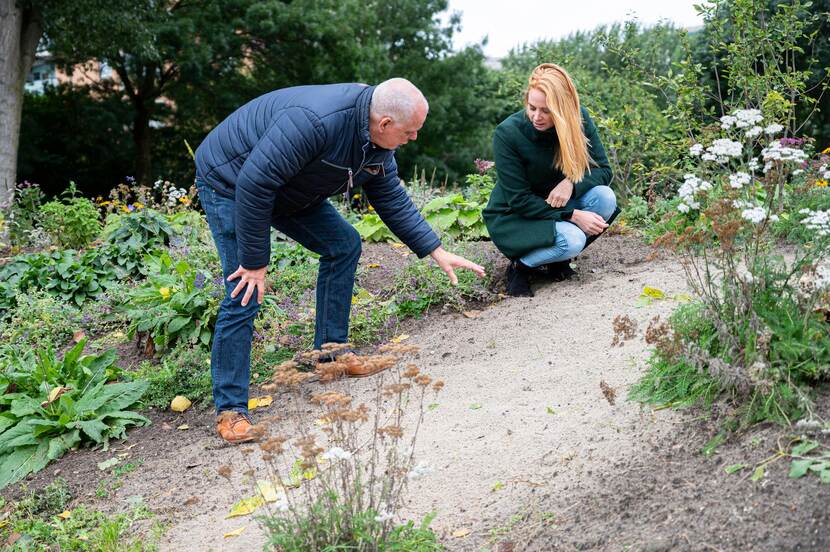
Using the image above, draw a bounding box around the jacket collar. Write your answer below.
[356,85,374,145]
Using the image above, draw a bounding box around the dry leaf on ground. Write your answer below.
[600,380,617,405]
[452,528,472,538]
[223,526,246,538]
[226,496,264,519]
[390,334,410,343]
[462,310,482,318]
[248,395,273,410]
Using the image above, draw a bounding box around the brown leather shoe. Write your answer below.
[216,411,257,444]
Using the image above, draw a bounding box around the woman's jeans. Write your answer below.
[196,180,361,414]
[520,185,617,268]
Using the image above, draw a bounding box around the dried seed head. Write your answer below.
[217,465,232,480]
[414,374,432,387]
[377,425,404,439]
[402,364,420,378]
[432,380,445,392]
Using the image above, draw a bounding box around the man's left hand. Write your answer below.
[429,246,486,285]
[546,178,574,208]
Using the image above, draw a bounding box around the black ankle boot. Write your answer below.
[541,260,576,281]
[506,260,534,297]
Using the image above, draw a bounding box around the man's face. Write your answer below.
[370,104,428,149]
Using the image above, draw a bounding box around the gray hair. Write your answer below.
[370,78,428,122]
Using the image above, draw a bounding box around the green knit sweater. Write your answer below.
[483,107,612,259]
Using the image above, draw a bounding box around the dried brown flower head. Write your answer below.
[611,314,638,346]
[377,425,404,439]
[217,465,232,480]
[402,364,420,378]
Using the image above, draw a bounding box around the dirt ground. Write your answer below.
[5,233,830,551]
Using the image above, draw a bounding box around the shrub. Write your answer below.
[2,181,45,248]
[38,183,102,249]
[0,340,149,488]
[0,294,80,351]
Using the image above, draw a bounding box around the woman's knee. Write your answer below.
[557,223,587,257]
[591,185,617,220]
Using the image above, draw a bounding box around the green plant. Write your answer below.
[38,182,103,249]
[134,343,212,408]
[3,181,45,247]
[788,438,830,484]
[0,293,80,351]
[354,212,399,243]
[0,340,149,488]
[1,479,157,551]
[0,248,117,314]
[103,208,173,278]
[123,252,220,351]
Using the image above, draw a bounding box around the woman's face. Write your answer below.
[526,88,554,131]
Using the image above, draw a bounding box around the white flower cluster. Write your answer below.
[677,173,712,213]
[821,165,830,179]
[408,461,434,481]
[701,139,743,163]
[728,172,751,189]
[747,158,760,172]
[817,265,830,290]
[689,143,704,157]
[320,446,352,461]
[374,511,395,523]
[721,109,764,129]
[800,208,830,237]
[733,200,779,224]
[761,140,808,163]
[167,186,188,207]
[764,123,784,135]
[745,126,763,138]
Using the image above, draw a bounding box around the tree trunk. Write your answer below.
[0,2,41,208]
[133,100,153,186]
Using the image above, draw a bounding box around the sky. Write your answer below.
[445,0,704,58]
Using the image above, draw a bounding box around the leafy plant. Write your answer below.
[0,248,117,314]
[0,340,149,489]
[38,182,102,249]
[2,181,45,247]
[354,213,398,243]
[0,293,80,351]
[103,207,173,278]
[789,439,830,484]
[134,343,212,408]
[122,252,219,351]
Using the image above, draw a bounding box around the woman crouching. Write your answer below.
[483,63,619,297]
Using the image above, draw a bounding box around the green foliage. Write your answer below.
[0,248,117,314]
[134,344,212,409]
[38,183,102,249]
[354,213,398,243]
[0,294,80,351]
[264,497,442,552]
[123,252,219,351]
[0,340,148,489]
[788,439,830,484]
[0,479,156,551]
[103,208,173,278]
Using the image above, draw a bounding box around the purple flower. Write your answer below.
[194,273,206,289]
[474,158,495,175]
[127,204,136,212]
[126,176,136,183]
[779,137,805,147]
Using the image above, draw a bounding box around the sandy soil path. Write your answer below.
[140,235,692,551]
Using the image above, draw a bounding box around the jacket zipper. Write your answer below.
[322,142,372,208]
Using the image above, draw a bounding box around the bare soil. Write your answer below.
[5,233,829,551]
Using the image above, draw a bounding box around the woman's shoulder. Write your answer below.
[495,110,529,138]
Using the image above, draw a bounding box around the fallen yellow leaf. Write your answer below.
[462,310,482,318]
[452,528,472,538]
[170,395,192,412]
[223,526,246,538]
[177,424,190,431]
[226,496,264,519]
[256,480,285,503]
[0,519,7,529]
[248,395,273,410]
[641,286,666,300]
[367,263,381,268]
[390,334,410,343]
[57,510,71,520]
[391,242,406,248]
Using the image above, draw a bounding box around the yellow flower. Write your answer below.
[133,202,144,209]
[822,146,830,155]
[98,200,111,206]
[159,287,171,299]
[816,180,829,187]
[120,205,130,213]
[179,197,191,205]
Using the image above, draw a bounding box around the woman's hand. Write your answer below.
[570,209,608,236]
[546,178,574,208]
[227,265,268,306]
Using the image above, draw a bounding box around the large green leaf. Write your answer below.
[0,420,38,453]
[457,209,483,228]
[77,419,109,443]
[47,429,81,461]
[168,316,192,334]
[75,380,148,416]
[10,396,41,418]
[0,439,50,489]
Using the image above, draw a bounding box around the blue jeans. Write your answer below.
[196,181,361,414]
[520,185,617,268]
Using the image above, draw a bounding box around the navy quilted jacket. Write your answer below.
[195,83,441,269]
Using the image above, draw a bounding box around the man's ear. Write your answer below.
[378,116,393,132]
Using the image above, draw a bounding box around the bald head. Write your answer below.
[368,78,429,149]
